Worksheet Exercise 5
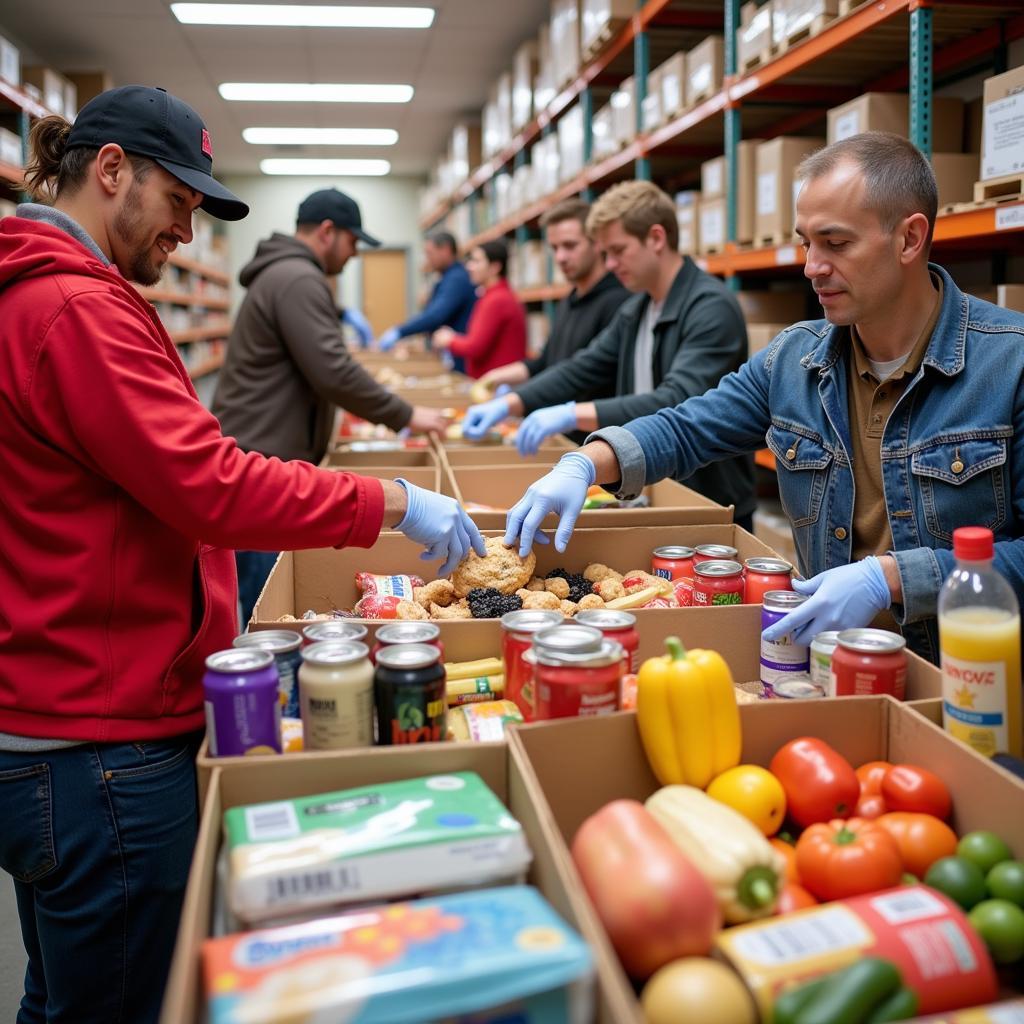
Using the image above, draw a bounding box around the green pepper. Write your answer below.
[865,986,919,1023]
[770,958,904,1024]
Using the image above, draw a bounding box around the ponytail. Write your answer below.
[22,115,96,202]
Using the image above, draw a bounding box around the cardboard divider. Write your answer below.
[161,745,630,1024]
[441,446,564,467]
[321,446,439,469]
[448,463,733,528]
[507,699,1024,1022]
[326,463,441,491]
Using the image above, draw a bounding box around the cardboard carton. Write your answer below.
[321,446,439,470]
[780,0,839,42]
[641,63,663,132]
[998,284,1024,312]
[450,121,482,181]
[611,75,637,147]
[507,696,1024,1021]
[698,196,726,254]
[659,51,687,120]
[550,0,582,89]
[65,71,113,107]
[827,92,964,152]
[701,142,756,241]
[737,288,809,324]
[686,35,724,108]
[0,126,21,168]
[440,445,562,468]
[558,103,586,183]
[755,136,824,244]
[323,462,440,492]
[675,190,700,255]
[591,102,617,159]
[22,66,71,116]
[580,0,633,57]
[982,66,1024,181]
[933,152,983,208]
[747,323,791,359]
[512,41,538,131]
[0,32,20,86]
[738,0,774,70]
[534,23,557,113]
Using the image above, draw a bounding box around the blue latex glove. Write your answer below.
[494,383,512,397]
[761,556,892,647]
[394,479,486,576]
[462,397,511,441]
[377,326,402,352]
[516,402,578,456]
[341,307,374,349]
[504,452,596,557]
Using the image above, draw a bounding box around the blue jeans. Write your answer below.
[0,732,202,1023]
[235,550,279,628]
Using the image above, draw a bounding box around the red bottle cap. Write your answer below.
[953,526,994,561]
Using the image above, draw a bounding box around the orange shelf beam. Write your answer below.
[517,284,571,303]
[170,322,231,345]
[0,78,50,120]
[755,449,777,471]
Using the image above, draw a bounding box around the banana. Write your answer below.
[604,585,664,610]
[444,657,504,681]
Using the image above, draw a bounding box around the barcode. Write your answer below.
[245,802,299,841]
[266,865,362,905]
[870,887,945,925]
[731,907,870,966]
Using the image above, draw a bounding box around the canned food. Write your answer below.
[373,643,446,744]
[809,631,841,693]
[233,630,304,718]
[525,624,624,720]
[302,621,368,646]
[693,543,739,566]
[692,559,745,606]
[651,545,695,582]
[500,609,564,721]
[371,621,444,664]
[774,674,825,700]
[203,649,281,757]
[831,628,908,699]
[299,641,374,751]
[743,557,794,605]
[759,591,810,696]
[575,609,640,673]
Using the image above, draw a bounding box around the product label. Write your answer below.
[729,906,872,966]
[983,94,1024,179]
[704,160,723,196]
[834,109,860,141]
[757,172,777,215]
[701,206,724,245]
[942,653,1008,757]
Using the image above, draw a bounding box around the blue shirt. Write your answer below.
[399,261,476,338]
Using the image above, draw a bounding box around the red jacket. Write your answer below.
[448,278,527,378]
[0,218,385,742]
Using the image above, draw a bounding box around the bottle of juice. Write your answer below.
[938,526,1022,758]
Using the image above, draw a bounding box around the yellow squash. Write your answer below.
[636,636,741,788]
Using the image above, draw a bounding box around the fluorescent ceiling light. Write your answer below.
[220,83,413,103]
[172,4,434,28]
[260,158,390,175]
[243,127,398,146]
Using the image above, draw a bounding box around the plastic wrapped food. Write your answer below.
[448,700,523,741]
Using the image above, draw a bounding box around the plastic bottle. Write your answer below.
[938,526,1022,758]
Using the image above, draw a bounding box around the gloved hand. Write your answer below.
[516,402,578,456]
[377,326,402,352]
[761,556,892,647]
[394,479,486,576]
[462,396,511,441]
[494,383,512,397]
[341,307,374,349]
[504,452,596,557]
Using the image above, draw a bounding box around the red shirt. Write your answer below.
[448,278,527,378]
[0,218,385,742]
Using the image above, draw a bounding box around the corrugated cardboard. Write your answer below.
[675,190,700,255]
[659,51,687,120]
[699,141,756,239]
[22,65,71,116]
[755,136,824,243]
[738,0,773,68]
[998,284,1024,312]
[982,66,1024,181]
[737,288,809,324]
[550,0,582,89]
[440,446,563,467]
[580,0,633,57]
[507,696,1024,1022]
[323,463,440,492]
[611,75,636,147]
[449,464,732,529]
[512,42,538,131]
[827,92,964,152]
[698,196,726,254]
[320,447,439,470]
[641,64,663,132]
[747,323,791,358]
[933,152,982,207]
[0,32,20,86]
[686,35,724,108]
[450,121,482,181]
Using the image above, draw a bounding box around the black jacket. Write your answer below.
[514,257,756,516]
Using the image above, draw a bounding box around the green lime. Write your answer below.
[958,831,1013,874]
[988,861,1024,906]
[969,899,1024,965]
[924,856,988,910]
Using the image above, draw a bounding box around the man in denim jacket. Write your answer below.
[503,132,1024,663]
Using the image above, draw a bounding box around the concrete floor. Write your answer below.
[0,874,25,1018]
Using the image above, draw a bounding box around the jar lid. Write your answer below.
[693,559,744,579]
[233,629,302,654]
[527,635,625,669]
[653,545,695,559]
[762,590,807,612]
[744,557,794,574]
[575,609,637,631]
[301,640,370,667]
[533,624,604,656]
[837,628,907,654]
[375,622,441,646]
[205,649,274,674]
[695,544,738,558]
[500,609,565,634]
[375,642,442,671]
[811,630,842,650]
[302,622,368,643]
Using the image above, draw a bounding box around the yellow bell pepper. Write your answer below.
[636,636,741,788]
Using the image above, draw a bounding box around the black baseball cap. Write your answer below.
[66,85,248,221]
[296,188,380,247]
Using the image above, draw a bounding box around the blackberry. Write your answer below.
[564,573,592,604]
[466,587,523,619]
[545,568,568,580]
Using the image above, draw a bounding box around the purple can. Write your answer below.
[233,630,304,718]
[759,590,810,697]
[203,649,281,757]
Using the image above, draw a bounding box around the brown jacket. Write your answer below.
[213,233,411,462]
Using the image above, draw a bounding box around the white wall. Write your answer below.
[219,174,425,317]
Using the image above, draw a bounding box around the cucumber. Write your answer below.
[865,986,919,1023]
[771,977,828,1024]
[795,958,901,1024]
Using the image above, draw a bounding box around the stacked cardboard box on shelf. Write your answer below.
[737,0,774,70]
[659,51,687,122]
[591,102,617,160]
[534,22,557,113]
[755,135,824,246]
[512,40,538,132]
[699,140,756,252]
[641,63,663,132]
[611,75,636,148]
[978,66,1024,197]
[580,0,632,59]
[686,35,723,108]
[550,0,582,90]
[0,31,20,86]
[675,190,700,255]
[22,65,77,118]
[557,102,585,183]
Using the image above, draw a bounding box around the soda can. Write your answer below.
[203,649,281,757]
[233,630,303,718]
[760,590,810,696]
[373,643,446,745]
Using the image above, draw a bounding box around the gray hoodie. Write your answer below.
[213,233,411,463]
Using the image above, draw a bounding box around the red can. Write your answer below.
[651,545,695,582]
[500,609,564,721]
[575,609,640,673]
[526,624,624,720]
[692,559,745,606]
[371,622,444,665]
[743,557,794,605]
[830,628,908,699]
[693,543,739,567]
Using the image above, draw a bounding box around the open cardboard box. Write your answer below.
[161,744,632,1024]
[326,462,441,491]
[448,463,732,529]
[440,445,564,467]
[507,698,1024,1022]
[321,445,438,469]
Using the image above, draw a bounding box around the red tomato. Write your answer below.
[856,760,892,796]
[769,738,860,828]
[875,812,958,878]
[881,765,952,820]
[572,799,721,979]
[796,817,904,902]
[776,881,818,914]
[855,793,888,820]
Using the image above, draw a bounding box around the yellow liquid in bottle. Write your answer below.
[939,606,1022,758]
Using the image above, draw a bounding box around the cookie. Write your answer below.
[450,537,536,597]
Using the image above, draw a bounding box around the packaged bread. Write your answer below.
[448,700,523,742]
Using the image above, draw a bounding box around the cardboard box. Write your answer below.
[163,744,631,1024]
[611,75,636,147]
[827,92,964,152]
[641,64,663,132]
[512,41,538,131]
[591,102,617,159]
[0,32,19,86]
[753,505,798,566]
[738,1,774,69]
[22,66,69,116]
[698,196,726,254]
[675,190,700,255]
[659,51,687,120]
[933,152,982,208]
[780,0,838,41]
[700,141,756,242]
[737,288,809,324]
[0,126,21,168]
[321,446,439,470]
[999,284,1024,312]
[550,0,582,89]
[747,322,791,358]
[507,695,1023,1022]
[701,155,726,200]
[982,66,1024,181]
[534,23,557,113]
[450,121,482,182]
[440,445,563,468]
[65,71,113,107]
[580,0,633,57]
[755,135,824,244]
[558,102,585,183]
[686,35,724,108]
[450,464,732,529]
[324,462,440,492]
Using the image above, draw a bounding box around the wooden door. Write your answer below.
[361,249,408,337]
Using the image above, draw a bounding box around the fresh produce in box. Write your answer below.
[770,738,860,827]
[641,958,757,1024]
[986,859,1024,906]
[880,764,952,819]
[777,882,818,914]
[570,800,720,978]
[795,818,904,902]
[924,856,988,911]
[855,760,891,818]
[958,830,1013,875]
[636,637,741,788]
[645,785,784,923]
[969,899,1024,964]
[771,837,799,883]
[875,812,958,878]
[707,764,787,837]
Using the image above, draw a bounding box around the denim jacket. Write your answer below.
[592,264,1024,662]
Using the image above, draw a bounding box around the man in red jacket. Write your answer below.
[0,86,483,1024]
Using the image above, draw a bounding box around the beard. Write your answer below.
[113,181,163,286]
